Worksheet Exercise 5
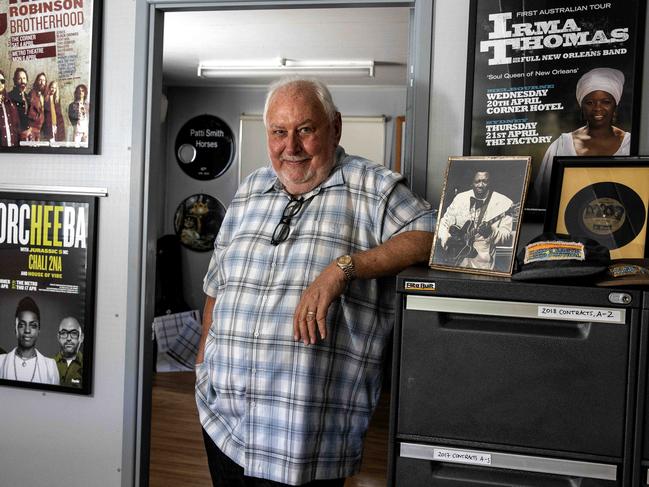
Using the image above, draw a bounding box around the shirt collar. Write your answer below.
[54,351,83,365]
[262,145,347,196]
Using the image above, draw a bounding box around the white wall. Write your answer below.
[426,1,471,205]
[0,1,138,486]
[164,84,406,312]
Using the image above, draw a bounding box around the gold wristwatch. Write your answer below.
[336,254,356,282]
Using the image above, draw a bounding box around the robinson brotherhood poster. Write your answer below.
[0,0,101,153]
[464,0,645,211]
[0,192,97,395]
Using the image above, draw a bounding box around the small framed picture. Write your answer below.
[544,156,649,259]
[429,156,531,276]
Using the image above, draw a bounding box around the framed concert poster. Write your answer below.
[0,192,98,395]
[464,0,646,218]
[429,156,531,277]
[0,0,102,154]
[544,156,649,259]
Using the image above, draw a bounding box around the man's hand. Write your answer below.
[196,295,216,366]
[477,223,492,238]
[293,262,347,345]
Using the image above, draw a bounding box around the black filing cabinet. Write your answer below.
[388,267,643,487]
[632,291,649,485]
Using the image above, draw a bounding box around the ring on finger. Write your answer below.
[306,311,316,320]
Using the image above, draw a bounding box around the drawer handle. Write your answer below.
[439,313,591,339]
[431,463,575,487]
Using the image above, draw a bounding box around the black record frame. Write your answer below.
[544,156,649,259]
[463,0,646,219]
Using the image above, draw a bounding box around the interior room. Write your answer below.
[2,1,649,487]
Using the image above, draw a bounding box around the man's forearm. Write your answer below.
[196,295,216,365]
[353,230,434,280]
[292,230,434,344]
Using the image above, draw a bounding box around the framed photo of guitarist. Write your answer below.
[429,156,531,276]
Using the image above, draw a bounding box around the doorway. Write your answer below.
[138,2,432,485]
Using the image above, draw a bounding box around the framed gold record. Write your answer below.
[544,157,649,259]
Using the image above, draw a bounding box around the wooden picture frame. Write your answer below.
[463,0,646,218]
[544,156,649,259]
[0,0,102,154]
[0,192,98,394]
[429,156,531,276]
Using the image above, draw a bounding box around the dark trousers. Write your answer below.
[202,429,346,487]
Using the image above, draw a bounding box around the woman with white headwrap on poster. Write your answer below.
[533,67,630,207]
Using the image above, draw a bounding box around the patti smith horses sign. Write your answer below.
[464,0,645,211]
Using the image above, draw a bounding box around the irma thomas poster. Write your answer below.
[0,0,101,153]
[0,192,97,394]
[464,0,645,211]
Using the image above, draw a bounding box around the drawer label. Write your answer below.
[537,305,623,323]
[433,448,492,466]
[404,280,436,292]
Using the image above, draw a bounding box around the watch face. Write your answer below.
[338,255,352,266]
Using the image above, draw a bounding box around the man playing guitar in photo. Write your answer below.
[437,170,515,270]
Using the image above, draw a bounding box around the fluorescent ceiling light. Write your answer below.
[198,57,374,78]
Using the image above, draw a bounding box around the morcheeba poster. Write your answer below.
[0,192,97,394]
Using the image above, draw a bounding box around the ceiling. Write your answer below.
[162,6,411,87]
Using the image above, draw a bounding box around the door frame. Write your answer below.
[130,1,433,485]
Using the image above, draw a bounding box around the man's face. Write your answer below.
[472,171,490,199]
[266,85,341,196]
[58,318,83,359]
[35,74,46,93]
[0,74,6,96]
[16,310,40,350]
[15,71,27,92]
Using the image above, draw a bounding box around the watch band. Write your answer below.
[336,254,356,282]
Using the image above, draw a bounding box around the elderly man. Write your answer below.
[0,296,59,384]
[53,316,84,388]
[437,170,513,270]
[195,77,435,486]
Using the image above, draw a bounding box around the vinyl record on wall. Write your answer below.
[174,194,226,252]
[175,114,235,180]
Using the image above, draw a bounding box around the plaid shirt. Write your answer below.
[196,148,434,485]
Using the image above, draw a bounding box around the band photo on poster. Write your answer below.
[464,0,646,214]
[0,0,102,154]
[430,156,531,277]
[0,192,97,394]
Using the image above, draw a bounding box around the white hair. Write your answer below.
[263,76,339,126]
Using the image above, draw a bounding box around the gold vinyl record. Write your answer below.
[557,167,649,259]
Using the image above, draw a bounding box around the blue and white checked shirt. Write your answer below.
[196,148,434,485]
